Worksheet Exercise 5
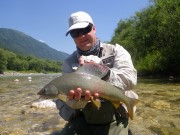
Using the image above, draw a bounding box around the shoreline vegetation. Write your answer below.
[0,71,61,77]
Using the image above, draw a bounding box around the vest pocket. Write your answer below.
[82,100,115,124]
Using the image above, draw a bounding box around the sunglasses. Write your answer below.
[70,24,93,38]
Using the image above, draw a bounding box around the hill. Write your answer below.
[0,28,69,61]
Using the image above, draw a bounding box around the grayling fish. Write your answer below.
[38,62,139,120]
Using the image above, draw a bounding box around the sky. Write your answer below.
[0,0,150,54]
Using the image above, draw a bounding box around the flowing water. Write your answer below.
[0,74,66,135]
[129,78,180,135]
[0,75,179,135]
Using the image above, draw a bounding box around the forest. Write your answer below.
[111,0,180,76]
[0,0,179,76]
[0,48,62,74]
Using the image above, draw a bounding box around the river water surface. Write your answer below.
[0,74,66,135]
[0,75,180,135]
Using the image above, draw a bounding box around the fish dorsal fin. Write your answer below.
[76,62,109,79]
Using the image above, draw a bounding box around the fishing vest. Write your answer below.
[82,100,116,124]
[81,43,117,124]
[63,43,127,124]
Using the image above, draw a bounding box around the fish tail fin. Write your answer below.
[126,98,139,120]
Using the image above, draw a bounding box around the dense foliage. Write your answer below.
[111,0,180,76]
[0,48,62,74]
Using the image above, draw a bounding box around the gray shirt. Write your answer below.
[57,43,138,121]
[62,43,137,90]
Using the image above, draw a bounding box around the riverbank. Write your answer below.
[0,71,61,77]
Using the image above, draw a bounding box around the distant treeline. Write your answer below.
[0,48,62,73]
[111,0,180,76]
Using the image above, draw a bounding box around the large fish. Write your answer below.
[38,62,139,120]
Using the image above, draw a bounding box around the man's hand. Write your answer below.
[68,55,101,101]
[79,56,85,66]
[68,88,99,101]
[79,55,102,66]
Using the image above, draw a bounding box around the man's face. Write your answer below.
[71,24,96,51]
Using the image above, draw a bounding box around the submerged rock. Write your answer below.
[14,79,20,82]
[31,100,56,109]
[150,100,170,109]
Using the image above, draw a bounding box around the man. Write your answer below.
[56,11,138,135]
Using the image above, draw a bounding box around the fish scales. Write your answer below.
[49,72,124,101]
[38,62,139,120]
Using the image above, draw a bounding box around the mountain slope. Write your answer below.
[0,28,69,61]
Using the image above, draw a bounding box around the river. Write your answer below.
[0,75,179,135]
[0,74,66,135]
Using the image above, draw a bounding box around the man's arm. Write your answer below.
[107,44,137,90]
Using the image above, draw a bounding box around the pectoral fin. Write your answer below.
[58,94,67,102]
[58,94,88,109]
[68,100,89,109]
[58,94,102,110]
[112,101,120,108]
[90,96,101,109]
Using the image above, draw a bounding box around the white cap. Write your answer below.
[66,11,93,36]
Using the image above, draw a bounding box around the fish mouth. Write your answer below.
[37,90,43,95]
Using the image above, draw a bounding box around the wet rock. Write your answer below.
[14,79,19,82]
[1,128,25,135]
[20,110,26,115]
[28,76,32,80]
[150,100,170,109]
[31,100,56,109]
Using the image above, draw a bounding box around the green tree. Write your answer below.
[111,0,180,75]
[0,49,7,73]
